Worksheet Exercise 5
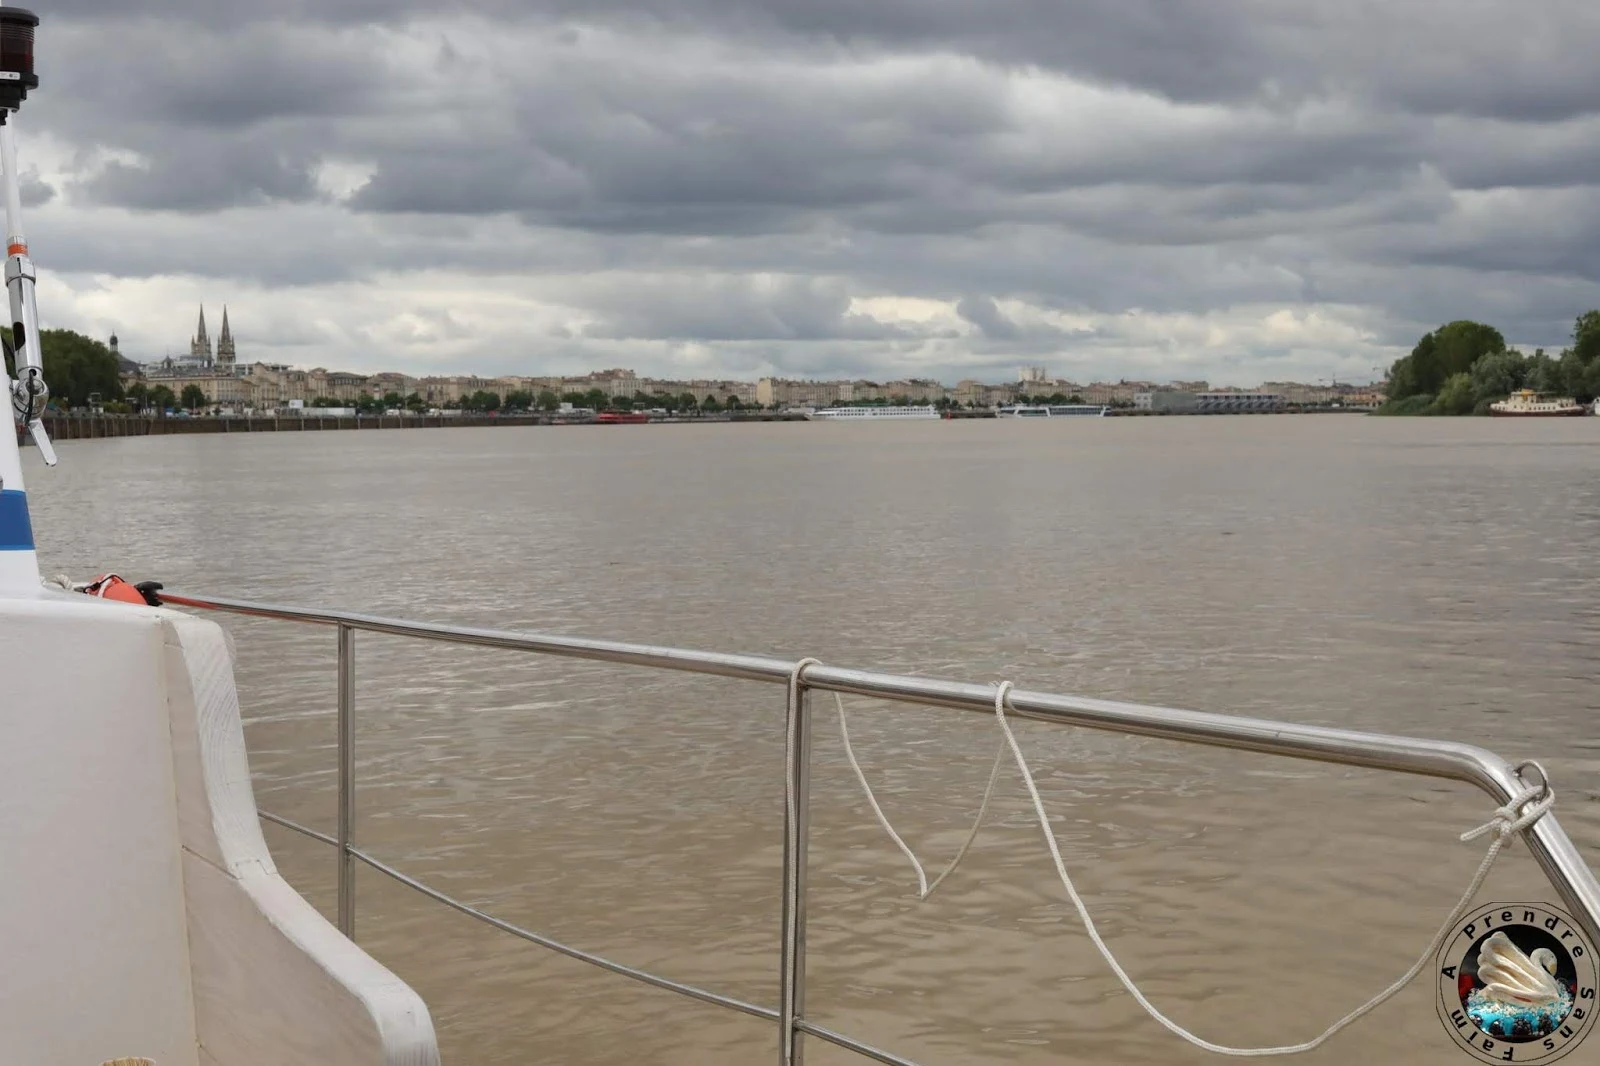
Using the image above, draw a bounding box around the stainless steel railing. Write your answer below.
[160,590,1600,1066]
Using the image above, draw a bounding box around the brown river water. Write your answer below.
[26,415,1600,1065]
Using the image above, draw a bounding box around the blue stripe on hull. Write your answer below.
[0,489,35,550]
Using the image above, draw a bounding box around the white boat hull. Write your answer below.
[0,593,439,1065]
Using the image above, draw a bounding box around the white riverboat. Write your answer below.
[805,404,940,421]
[1489,389,1587,417]
[997,404,1109,418]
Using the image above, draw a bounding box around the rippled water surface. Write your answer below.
[27,416,1600,1065]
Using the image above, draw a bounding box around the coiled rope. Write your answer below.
[836,678,1556,1057]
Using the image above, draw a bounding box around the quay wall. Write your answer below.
[38,411,810,440]
[33,405,1367,441]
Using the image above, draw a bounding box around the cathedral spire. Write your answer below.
[190,304,213,365]
[216,305,236,367]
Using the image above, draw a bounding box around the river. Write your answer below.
[26,415,1600,1065]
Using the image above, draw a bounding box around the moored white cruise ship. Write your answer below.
[997,404,1109,418]
[1489,389,1587,417]
[806,404,940,420]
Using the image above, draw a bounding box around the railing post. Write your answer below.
[779,671,812,1066]
[337,622,356,938]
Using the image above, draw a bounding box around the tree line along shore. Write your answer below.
[1380,311,1600,415]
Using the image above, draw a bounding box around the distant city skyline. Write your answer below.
[118,303,1408,391]
[130,305,1388,395]
[130,318,1384,412]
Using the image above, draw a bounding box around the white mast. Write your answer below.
[0,3,48,595]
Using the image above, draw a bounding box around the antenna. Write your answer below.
[0,4,45,595]
[0,6,50,467]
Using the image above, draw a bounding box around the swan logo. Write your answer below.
[1437,902,1597,1062]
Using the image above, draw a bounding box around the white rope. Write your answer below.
[837,678,1558,1057]
[987,680,1555,1057]
[836,692,1006,899]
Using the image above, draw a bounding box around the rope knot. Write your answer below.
[1461,763,1555,844]
[789,657,821,690]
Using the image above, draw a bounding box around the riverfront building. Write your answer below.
[122,311,1375,413]
[1136,390,1287,413]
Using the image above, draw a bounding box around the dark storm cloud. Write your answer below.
[18,0,1600,380]
[42,0,1600,114]
[956,296,1022,341]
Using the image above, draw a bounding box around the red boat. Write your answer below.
[595,411,650,424]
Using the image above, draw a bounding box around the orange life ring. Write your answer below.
[82,573,150,604]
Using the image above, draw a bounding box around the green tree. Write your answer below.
[147,385,176,412]
[1557,311,1600,402]
[1559,350,1600,403]
[381,391,404,408]
[1433,321,1505,380]
[180,383,208,410]
[1377,394,1435,416]
[1571,310,1600,365]
[1388,321,1505,400]
[126,381,149,411]
[22,329,127,408]
[1067,394,1085,404]
[1526,351,1563,394]
[404,392,427,412]
[560,391,586,406]
[701,395,722,413]
[1432,372,1476,415]
[1470,349,1526,404]
[678,392,697,411]
[537,389,559,411]
[503,389,534,412]
[354,394,383,414]
[1386,349,1424,402]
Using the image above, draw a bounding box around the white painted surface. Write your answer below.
[0,594,199,1066]
[0,325,40,594]
[0,549,40,591]
[163,611,440,1066]
[0,593,439,1066]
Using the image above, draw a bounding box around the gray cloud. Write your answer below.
[956,296,1022,341]
[9,0,1600,383]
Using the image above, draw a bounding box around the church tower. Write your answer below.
[216,305,236,369]
[190,305,212,366]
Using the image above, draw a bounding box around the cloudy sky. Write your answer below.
[15,1,1600,385]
